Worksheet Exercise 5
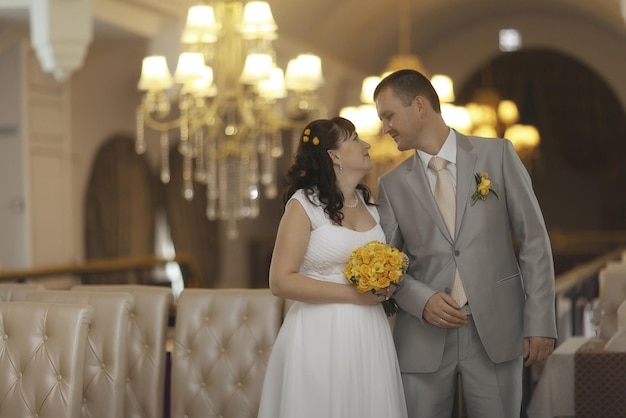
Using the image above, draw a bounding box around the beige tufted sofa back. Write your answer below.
[0,283,45,301]
[170,288,283,418]
[73,284,173,418]
[25,290,134,418]
[0,301,93,418]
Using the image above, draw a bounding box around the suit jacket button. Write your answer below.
[454,250,460,256]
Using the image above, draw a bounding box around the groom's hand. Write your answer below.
[423,292,468,328]
[524,336,555,366]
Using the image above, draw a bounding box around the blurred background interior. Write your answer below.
[1,0,625,291]
[1,1,626,417]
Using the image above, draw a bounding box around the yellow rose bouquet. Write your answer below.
[344,240,408,316]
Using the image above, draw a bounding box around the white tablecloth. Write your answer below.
[526,337,590,418]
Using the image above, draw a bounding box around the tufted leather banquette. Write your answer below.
[73,284,173,418]
[170,288,284,418]
[0,301,93,417]
[25,290,134,418]
[0,283,45,301]
[2,284,303,418]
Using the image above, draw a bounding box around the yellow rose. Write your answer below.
[356,282,370,293]
[478,178,492,196]
[378,277,391,288]
[471,171,498,205]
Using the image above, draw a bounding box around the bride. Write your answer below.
[257,117,407,418]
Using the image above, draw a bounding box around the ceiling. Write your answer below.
[273,0,626,74]
[1,0,625,93]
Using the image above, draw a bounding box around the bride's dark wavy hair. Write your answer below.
[282,116,374,225]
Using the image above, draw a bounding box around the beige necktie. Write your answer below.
[428,156,467,307]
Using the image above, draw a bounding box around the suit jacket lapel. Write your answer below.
[404,153,453,243]
[455,131,477,235]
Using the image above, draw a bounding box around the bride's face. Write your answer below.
[333,131,372,174]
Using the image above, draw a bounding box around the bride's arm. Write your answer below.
[269,200,379,305]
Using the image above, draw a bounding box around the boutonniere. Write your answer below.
[471,172,498,206]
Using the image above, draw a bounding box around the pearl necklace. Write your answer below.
[345,192,359,208]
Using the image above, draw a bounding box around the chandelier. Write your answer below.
[135,1,324,239]
[341,0,540,185]
[457,86,540,158]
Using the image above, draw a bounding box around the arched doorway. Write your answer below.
[457,48,626,267]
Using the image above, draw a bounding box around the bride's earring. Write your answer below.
[329,151,343,174]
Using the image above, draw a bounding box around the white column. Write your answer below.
[30,0,93,82]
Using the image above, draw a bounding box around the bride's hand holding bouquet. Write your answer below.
[344,240,408,316]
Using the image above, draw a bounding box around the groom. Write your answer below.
[374,69,557,418]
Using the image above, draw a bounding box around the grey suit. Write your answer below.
[378,131,557,416]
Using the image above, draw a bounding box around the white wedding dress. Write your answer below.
[258,189,407,418]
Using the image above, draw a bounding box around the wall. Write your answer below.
[0,42,29,269]
[26,46,74,270]
[0,38,77,275]
[70,39,147,260]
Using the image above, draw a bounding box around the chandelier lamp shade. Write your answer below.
[136,0,324,239]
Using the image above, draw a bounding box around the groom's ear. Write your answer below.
[413,95,425,111]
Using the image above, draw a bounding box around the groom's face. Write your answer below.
[376,87,422,152]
